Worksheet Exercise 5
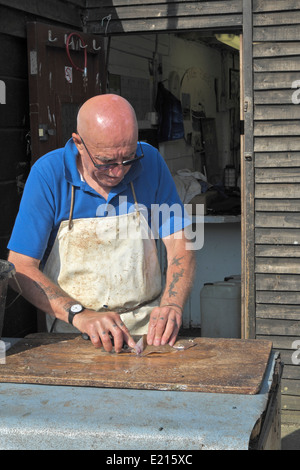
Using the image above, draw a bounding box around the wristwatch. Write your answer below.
[68,303,85,325]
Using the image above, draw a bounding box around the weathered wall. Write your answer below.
[252,0,300,424]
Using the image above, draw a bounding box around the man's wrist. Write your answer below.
[160,302,183,314]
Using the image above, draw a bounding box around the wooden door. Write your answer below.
[27,22,106,164]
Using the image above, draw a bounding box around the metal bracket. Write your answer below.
[101,14,112,35]
[39,124,56,141]
[48,30,58,42]
[93,39,101,51]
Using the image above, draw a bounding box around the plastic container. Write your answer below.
[200,276,241,338]
[0,260,16,338]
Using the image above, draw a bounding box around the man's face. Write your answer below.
[78,136,137,188]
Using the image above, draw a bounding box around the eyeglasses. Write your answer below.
[79,135,144,172]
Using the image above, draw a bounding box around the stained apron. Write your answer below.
[43,182,162,334]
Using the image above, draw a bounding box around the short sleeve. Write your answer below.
[7,165,55,261]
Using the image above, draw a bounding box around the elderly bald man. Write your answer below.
[8,94,195,353]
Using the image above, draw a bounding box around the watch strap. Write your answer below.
[68,311,77,325]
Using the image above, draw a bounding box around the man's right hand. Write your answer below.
[72,309,136,353]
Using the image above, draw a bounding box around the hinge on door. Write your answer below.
[244,97,253,113]
[240,120,244,135]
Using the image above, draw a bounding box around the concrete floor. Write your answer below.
[281,425,300,450]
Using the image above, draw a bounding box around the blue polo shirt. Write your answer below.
[8,139,190,265]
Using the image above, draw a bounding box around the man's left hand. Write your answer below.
[146,304,182,347]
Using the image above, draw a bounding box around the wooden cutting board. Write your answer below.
[0,334,273,394]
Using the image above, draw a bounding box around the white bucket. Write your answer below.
[200,277,241,338]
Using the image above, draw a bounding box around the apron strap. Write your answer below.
[68,185,75,230]
[130,181,140,216]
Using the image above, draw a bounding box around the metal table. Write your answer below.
[0,346,281,450]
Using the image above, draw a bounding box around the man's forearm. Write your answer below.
[161,236,196,311]
[146,233,195,346]
[8,251,76,323]
[7,251,137,352]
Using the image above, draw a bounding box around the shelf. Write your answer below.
[192,215,241,224]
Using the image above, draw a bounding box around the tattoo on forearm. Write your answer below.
[63,300,77,312]
[171,256,184,267]
[33,281,70,305]
[33,281,48,297]
[168,268,184,297]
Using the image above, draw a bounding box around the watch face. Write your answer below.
[71,304,83,313]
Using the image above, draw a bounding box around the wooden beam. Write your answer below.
[256,318,300,334]
[253,42,300,58]
[255,105,300,120]
[253,0,300,12]
[256,201,300,214]
[254,25,300,41]
[255,228,300,245]
[254,121,300,136]
[256,273,300,291]
[254,71,300,90]
[242,0,255,339]
[253,11,300,26]
[254,137,300,152]
[86,0,243,10]
[255,152,300,167]
[255,258,300,274]
[255,183,300,198]
[85,15,242,35]
[256,212,300,228]
[86,1,243,18]
[257,304,300,320]
[255,167,300,183]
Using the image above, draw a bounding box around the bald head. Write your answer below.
[77,94,138,148]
